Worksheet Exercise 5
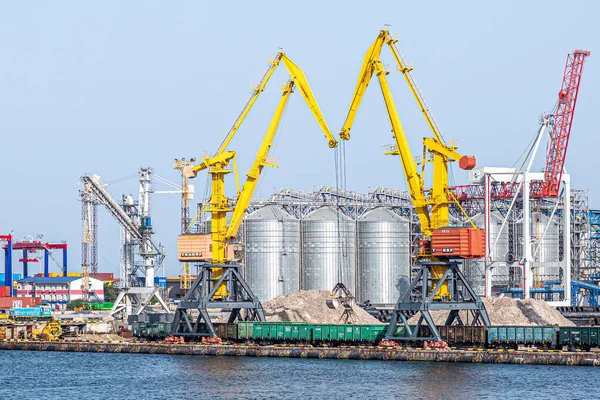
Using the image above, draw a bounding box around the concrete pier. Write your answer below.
[0,340,598,367]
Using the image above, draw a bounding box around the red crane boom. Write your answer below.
[542,50,590,197]
[451,49,590,202]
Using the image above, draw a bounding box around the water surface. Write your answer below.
[0,351,594,399]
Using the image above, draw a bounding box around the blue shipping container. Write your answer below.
[137,277,167,288]
[154,277,167,288]
[0,274,23,281]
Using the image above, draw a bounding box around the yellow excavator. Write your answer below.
[339,28,489,341]
[34,321,62,341]
[172,52,337,337]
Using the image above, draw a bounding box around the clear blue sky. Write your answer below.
[0,1,597,277]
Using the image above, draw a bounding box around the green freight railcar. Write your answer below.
[239,322,310,341]
[311,324,389,342]
[488,326,557,348]
[233,322,398,344]
[559,326,600,350]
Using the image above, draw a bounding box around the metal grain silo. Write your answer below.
[515,213,561,283]
[471,212,510,287]
[357,207,410,307]
[464,259,485,296]
[244,205,300,302]
[532,213,560,281]
[301,206,356,294]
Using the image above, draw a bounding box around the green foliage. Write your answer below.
[104,282,118,302]
[66,299,85,310]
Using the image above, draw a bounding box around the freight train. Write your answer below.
[132,321,600,351]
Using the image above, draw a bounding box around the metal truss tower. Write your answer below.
[80,172,170,319]
[80,182,100,301]
[571,190,590,281]
[173,158,196,295]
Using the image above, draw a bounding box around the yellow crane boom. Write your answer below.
[340,28,482,302]
[183,52,335,299]
[339,28,475,236]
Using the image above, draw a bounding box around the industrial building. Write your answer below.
[236,202,412,308]
[171,46,595,318]
[15,276,105,305]
[176,180,600,308]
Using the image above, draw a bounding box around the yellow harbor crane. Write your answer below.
[172,52,337,337]
[340,28,489,341]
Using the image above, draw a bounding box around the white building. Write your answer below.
[16,276,105,305]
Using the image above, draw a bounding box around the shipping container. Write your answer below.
[431,227,485,258]
[0,286,11,297]
[178,234,237,262]
[0,297,42,310]
[0,274,22,281]
[94,272,115,281]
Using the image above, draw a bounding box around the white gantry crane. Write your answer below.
[80,169,170,318]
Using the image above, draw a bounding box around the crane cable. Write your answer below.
[333,141,349,285]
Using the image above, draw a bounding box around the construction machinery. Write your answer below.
[171,51,337,337]
[339,28,489,341]
[36,321,62,341]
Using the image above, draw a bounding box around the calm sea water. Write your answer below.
[0,350,595,399]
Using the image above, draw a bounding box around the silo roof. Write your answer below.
[246,205,296,220]
[359,207,406,222]
[304,206,351,221]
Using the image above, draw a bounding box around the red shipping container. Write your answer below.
[0,286,11,297]
[431,227,485,259]
[94,272,114,281]
[0,296,42,310]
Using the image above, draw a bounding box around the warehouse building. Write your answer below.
[15,276,105,305]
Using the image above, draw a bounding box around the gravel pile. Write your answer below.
[408,297,574,326]
[262,290,382,324]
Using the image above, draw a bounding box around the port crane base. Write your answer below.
[386,261,490,341]
[171,263,265,337]
[111,287,171,319]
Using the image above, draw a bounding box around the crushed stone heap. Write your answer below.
[262,290,382,325]
[408,297,574,326]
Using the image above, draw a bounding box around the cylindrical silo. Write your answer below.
[516,213,561,284]
[244,205,300,302]
[464,259,485,296]
[301,206,356,294]
[532,213,560,282]
[357,207,410,307]
[471,212,510,287]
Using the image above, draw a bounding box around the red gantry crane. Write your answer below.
[452,49,590,202]
[542,50,590,197]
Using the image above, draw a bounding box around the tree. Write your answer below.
[104,282,118,302]
[67,299,85,310]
